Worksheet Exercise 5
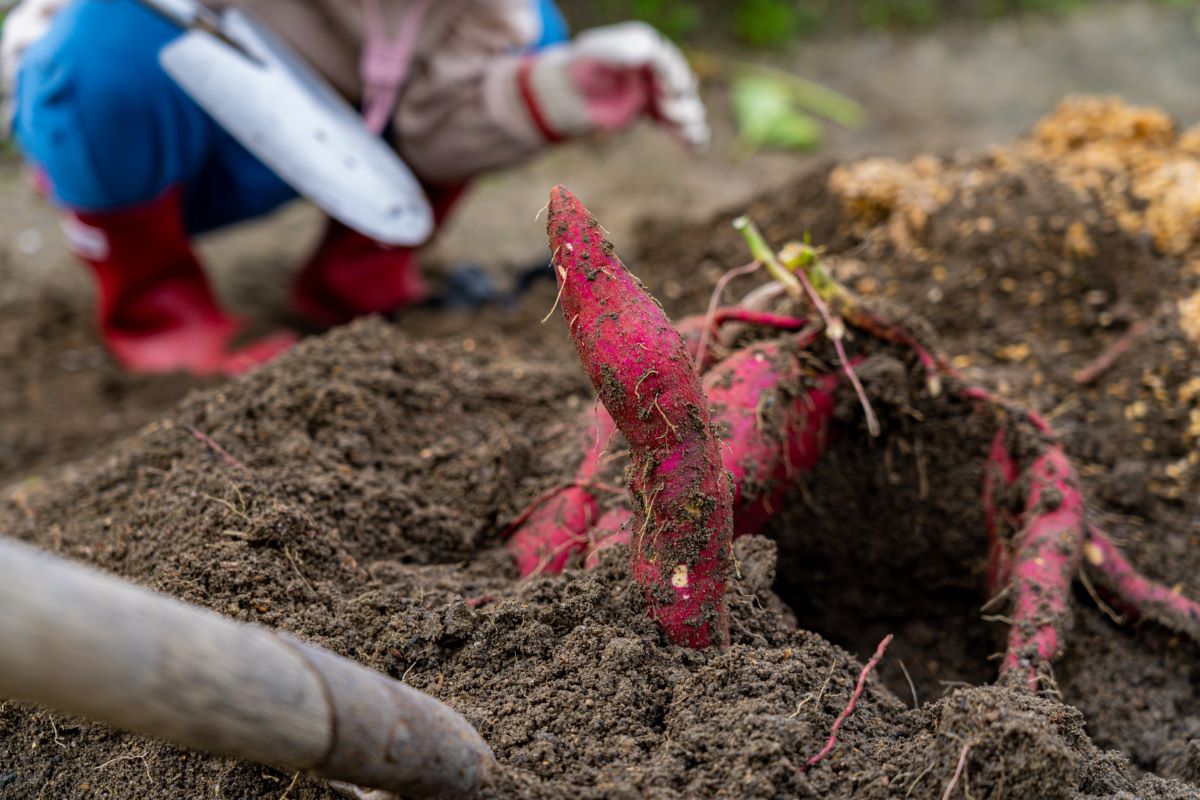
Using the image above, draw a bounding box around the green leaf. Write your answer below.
[731,76,824,153]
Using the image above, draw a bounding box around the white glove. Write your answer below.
[521,21,709,152]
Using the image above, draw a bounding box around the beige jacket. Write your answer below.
[210,0,552,184]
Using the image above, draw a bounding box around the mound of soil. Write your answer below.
[638,96,1200,782]
[3,97,1200,798]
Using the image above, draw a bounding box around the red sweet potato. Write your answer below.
[999,443,1085,690]
[704,335,836,536]
[1084,526,1200,641]
[506,317,707,577]
[547,186,734,648]
[579,333,840,563]
[506,310,815,579]
[505,401,616,575]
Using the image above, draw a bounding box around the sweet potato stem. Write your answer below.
[733,217,880,436]
[711,309,809,331]
[732,216,803,297]
[696,259,763,371]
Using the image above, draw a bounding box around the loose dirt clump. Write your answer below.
[3,97,1200,798]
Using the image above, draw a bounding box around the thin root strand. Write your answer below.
[803,633,893,771]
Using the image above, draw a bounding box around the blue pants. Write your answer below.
[11,0,568,234]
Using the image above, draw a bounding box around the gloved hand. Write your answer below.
[519,21,709,152]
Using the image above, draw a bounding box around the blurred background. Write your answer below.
[4,0,1200,485]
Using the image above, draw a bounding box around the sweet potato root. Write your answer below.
[546,186,733,648]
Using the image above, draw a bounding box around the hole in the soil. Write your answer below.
[772,557,999,707]
[763,374,1009,706]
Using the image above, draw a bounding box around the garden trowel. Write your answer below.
[139,0,433,246]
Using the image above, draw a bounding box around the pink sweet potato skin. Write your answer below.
[999,444,1085,689]
[704,337,836,536]
[505,402,616,575]
[548,185,733,648]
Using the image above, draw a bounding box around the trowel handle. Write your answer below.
[0,536,493,799]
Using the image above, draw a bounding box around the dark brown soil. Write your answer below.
[3,98,1200,799]
[0,238,203,485]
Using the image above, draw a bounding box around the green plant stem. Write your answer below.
[696,53,866,129]
[731,216,802,298]
[733,216,880,436]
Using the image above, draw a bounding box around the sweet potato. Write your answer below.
[505,311,804,577]
[579,333,840,562]
[504,401,616,576]
[704,335,836,535]
[547,186,733,648]
[1083,526,1200,641]
[999,443,1085,690]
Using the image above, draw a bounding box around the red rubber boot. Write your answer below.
[290,218,431,327]
[66,187,297,376]
[290,184,464,327]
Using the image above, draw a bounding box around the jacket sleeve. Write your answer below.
[392,0,552,185]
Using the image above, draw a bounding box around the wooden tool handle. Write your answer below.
[0,536,492,799]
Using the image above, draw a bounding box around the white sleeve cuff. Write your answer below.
[525,46,592,139]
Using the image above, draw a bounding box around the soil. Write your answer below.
[4,94,1200,800]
